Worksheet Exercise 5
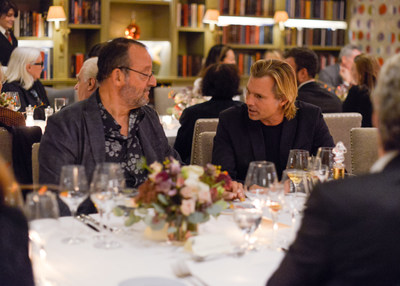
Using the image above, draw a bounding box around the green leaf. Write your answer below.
[112,206,125,217]
[137,207,148,215]
[143,214,166,230]
[167,226,177,234]
[124,212,141,226]
[188,212,209,224]
[207,200,228,216]
[157,194,169,205]
[152,203,165,214]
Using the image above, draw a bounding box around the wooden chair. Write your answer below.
[350,128,379,175]
[190,119,219,164]
[0,127,13,167]
[32,143,40,185]
[323,113,362,173]
[191,131,216,166]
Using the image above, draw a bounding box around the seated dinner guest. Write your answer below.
[284,47,342,113]
[2,47,50,120]
[74,57,98,101]
[0,0,18,66]
[0,155,34,286]
[174,63,244,164]
[212,59,334,180]
[39,38,181,215]
[268,53,400,286]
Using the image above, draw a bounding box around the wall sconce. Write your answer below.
[203,9,220,31]
[274,10,289,31]
[46,6,66,31]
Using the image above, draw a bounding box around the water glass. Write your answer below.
[54,98,66,112]
[44,106,53,122]
[316,147,335,179]
[25,191,59,222]
[233,203,263,252]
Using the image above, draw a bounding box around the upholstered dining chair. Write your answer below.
[323,113,362,173]
[0,127,13,167]
[190,119,219,165]
[191,131,216,166]
[32,143,40,185]
[350,127,379,175]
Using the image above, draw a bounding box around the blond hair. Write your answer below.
[250,59,298,120]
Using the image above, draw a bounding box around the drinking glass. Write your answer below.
[233,203,263,252]
[58,165,89,244]
[286,149,310,194]
[308,157,329,186]
[266,183,285,249]
[25,191,60,222]
[5,92,21,111]
[54,98,66,112]
[244,161,277,209]
[44,106,53,122]
[90,162,125,249]
[316,147,335,179]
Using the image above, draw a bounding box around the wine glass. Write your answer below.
[90,162,125,249]
[308,157,329,186]
[244,161,278,209]
[5,92,21,111]
[58,165,89,244]
[233,203,263,252]
[286,149,309,193]
[266,183,285,249]
[316,147,335,179]
[54,98,66,112]
[44,106,53,122]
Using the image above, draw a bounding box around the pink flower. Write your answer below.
[181,199,196,216]
[180,186,195,199]
[198,187,212,204]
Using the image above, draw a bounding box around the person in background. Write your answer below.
[174,63,244,164]
[342,53,380,127]
[0,155,34,286]
[264,49,283,61]
[267,52,400,286]
[0,0,18,66]
[318,44,361,89]
[2,47,50,120]
[284,47,342,113]
[193,44,236,96]
[74,57,98,101]
[88,42,107,58]
[212,59,334,180]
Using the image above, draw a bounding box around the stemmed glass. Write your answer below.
[90,162,125,249]
[316,147,335,180]
[233,203,263,252]
[5,91,21,111]
[286,149,309,193]
[58,165,89,244]
[54,98,66,112]
[244,161,278,209]
[266,183,285,249]
[308,157,329,186]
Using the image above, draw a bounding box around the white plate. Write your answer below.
[118,276,186,286]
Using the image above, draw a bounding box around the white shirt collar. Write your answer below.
[0,26,6,36]
[370,151,399,173]
[298,79,315,90]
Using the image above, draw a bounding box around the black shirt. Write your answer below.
[97,94,147,188]
[261,121,284,178]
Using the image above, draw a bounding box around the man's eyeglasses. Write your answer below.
[117,66,153,79]
[32,62,44,67]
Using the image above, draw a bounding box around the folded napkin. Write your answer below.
[185,234,235,258]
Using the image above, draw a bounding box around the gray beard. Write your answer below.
[120,83,149,108]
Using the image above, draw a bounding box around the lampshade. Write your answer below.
[203,9,220,24]
[47,6,66,21]
[273,10,289,23]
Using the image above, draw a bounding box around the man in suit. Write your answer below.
[318,44,361,89]
[267,53,400,285]
[0,0,18,66]
[284,47,342,113]
[39,38,181,215]
[212,59,334,180]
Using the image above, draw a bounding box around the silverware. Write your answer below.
[172,259,209,286]
[78,214,118,233]
[75,215,100,232]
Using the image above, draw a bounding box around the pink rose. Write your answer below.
[198,187,211,204]
[181,199,196,216]
[180,186,195,199]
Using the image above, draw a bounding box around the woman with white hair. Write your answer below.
[1,47,50,120]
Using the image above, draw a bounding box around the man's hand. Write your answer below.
[223,181,245,201]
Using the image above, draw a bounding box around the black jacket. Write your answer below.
[298,81,342,113]
[0,30,17,66]
[212,101,334,181]
[342,85,373,127]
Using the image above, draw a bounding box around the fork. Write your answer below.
[171,259,209,286]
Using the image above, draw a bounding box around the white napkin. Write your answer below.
[186,234,235,258]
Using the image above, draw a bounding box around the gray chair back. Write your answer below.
[191,131,216,166]
[350,128,379,175]
[190,118,219,164]
[32,143,40,185]
[323,113,362,173]
[0,127,12,166]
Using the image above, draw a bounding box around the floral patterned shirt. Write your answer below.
[97,94,147,188]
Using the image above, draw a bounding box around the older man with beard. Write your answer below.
[39,38,181,215]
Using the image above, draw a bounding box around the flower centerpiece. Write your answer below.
[0,92,14,109]
[123,157,231,242]
[167,87,207,119]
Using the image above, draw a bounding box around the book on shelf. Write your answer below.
[177,54,202,77]
[70,53,85,78]
[284,27,345,47]
[221,25,273,45]
[14,11,51,37]
[219,0,274,17]
[69,0,101,25]
[177,1,205,28]
[40,48,53,80]
[285,0,346,20]
[235,51,262,75]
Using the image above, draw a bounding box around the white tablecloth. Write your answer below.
[30,212,293,286]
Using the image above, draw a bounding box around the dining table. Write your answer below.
[29,208,296,286]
